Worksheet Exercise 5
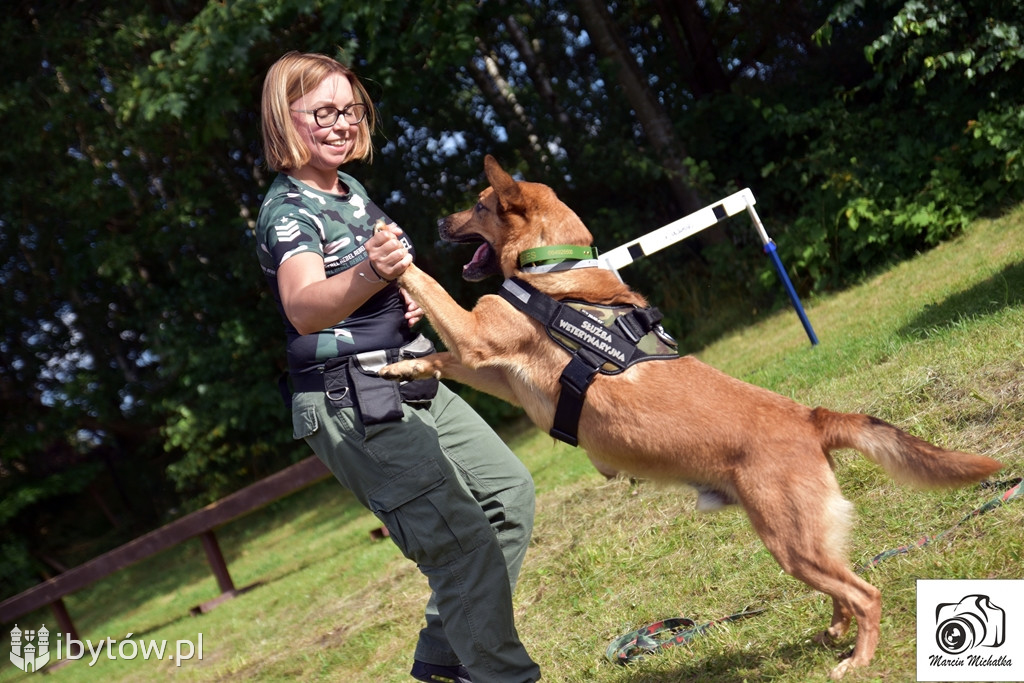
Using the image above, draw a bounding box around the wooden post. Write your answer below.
[190,529,262,615]
[50,598,82,658]
[198,530,235,594]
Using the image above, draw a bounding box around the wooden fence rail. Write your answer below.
[0,456,331,643]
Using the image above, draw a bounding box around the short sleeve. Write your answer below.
[257,195,327,271]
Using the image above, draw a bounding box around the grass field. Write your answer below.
[3,203,1023,682]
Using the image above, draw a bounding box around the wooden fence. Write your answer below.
[0,456,332,646]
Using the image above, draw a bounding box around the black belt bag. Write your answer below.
[316,334,439,425]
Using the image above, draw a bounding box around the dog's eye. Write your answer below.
[475,202,488,213]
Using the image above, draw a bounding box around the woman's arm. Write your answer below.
[278,226,412,335]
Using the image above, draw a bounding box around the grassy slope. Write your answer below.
[3,204,1022,682]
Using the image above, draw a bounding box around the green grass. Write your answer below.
[3,204,1023,682]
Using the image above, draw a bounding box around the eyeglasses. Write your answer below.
[291,103,368,128]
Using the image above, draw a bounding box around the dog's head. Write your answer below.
[438,155,594,281]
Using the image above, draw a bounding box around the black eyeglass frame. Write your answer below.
[292,103,368,128]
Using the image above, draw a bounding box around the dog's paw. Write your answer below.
[828,656,857,680]
[813,620,849,646]
[379,359,439,381]
[813,629,835,646]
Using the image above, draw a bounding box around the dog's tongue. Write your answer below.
[464,243,492,272]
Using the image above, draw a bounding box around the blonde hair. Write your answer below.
[260,51,377,172]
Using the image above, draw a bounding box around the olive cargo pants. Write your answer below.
[292,383,540,682]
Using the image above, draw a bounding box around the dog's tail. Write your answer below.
[812,407,1002,488]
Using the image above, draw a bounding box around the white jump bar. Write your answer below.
[599,188,760,271]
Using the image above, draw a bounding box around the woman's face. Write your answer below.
[288,72,359,174]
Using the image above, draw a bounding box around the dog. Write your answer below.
[380,155,1002,679]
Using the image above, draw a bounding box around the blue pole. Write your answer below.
[764,241,819,346]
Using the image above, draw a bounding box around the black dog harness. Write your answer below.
[498,277,678,446]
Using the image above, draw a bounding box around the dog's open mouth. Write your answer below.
[439,232,500,282]
[438,216,502,281]
[462,241,499,281]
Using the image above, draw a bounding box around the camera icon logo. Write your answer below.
[934,594,1005,655]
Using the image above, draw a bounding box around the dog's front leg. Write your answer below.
[386,264,521,404]
[379,352,449,381]
[397,263,479,361]
[399,263,517,371]
[381,353,521,405]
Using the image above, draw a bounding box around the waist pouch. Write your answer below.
[322,334,439,425]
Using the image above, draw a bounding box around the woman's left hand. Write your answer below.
[401,288,424,327]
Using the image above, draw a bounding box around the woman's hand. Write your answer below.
[401,288,424,327]
[366,223,412,282]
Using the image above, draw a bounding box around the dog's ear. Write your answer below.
[484,155,524,213]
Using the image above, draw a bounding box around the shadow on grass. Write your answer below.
[899,260,1024,338]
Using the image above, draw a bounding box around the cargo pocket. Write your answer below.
[292,401,319,440]
[367,460,489,567]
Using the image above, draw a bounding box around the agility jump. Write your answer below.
[599,188,819,346]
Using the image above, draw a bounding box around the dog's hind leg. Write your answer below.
[736,469,881,680]
[815,596,853,643]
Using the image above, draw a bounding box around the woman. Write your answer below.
[255,52,540,683]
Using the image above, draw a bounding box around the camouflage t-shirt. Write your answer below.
[255,171,415,377]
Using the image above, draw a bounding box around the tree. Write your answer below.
[576,0,704,213]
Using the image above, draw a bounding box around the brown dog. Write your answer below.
[380,155,1002,679]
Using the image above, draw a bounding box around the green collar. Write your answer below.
[519,245,600,268]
